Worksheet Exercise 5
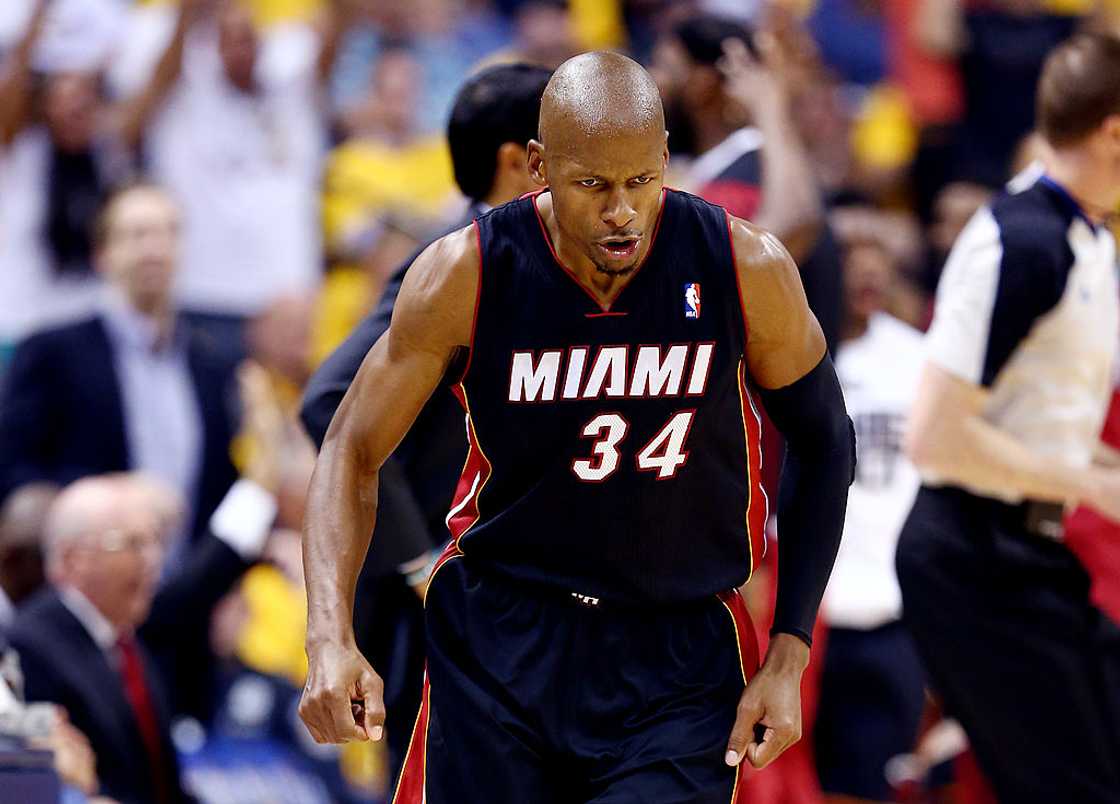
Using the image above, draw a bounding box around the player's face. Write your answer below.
[98,189,180,314]
[540,128,669,276]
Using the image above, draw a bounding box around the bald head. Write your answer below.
[539,52,665,152]
[44,474,165,631]
[44,475,132,571]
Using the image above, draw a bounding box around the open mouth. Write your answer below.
[597,236,641,261]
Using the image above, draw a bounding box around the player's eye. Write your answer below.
[578,179,601,188]
[632,176,652,185]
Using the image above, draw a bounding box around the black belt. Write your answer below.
[925,486,1067,543]
[974,492,1066,543]
[1017,499,1066,542]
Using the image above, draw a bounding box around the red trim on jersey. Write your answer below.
[446,384,493,544]
[718,588,760,685]
[390,674,430,804]
[584,311,629,318]
[717,588,760,804]
[456,221,485,384]
[530,189,668,313]
[737,360,770,576]
[726,209,750,345]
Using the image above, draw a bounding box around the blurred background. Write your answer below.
[0,0,1118,802]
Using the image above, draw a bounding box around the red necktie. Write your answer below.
[117,635,171,804]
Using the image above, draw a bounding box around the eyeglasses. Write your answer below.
[83,528,164,556]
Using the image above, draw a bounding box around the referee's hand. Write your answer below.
[724,633,808,770]
[299,639,385,744]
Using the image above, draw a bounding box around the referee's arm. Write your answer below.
[906,215,1120,519]
[905,367,1118,508]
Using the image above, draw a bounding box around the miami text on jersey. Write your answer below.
[507,342,716,403]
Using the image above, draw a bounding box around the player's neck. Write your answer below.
[1045,150,1119,224]
[536,193,645,300]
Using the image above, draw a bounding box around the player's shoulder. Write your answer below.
[419,222,480,268]
[397,224,479,312]
[724,213,794,278]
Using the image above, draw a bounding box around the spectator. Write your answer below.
[0,483,56,630]
[9,446,281,804]
[510,0,579,67]
[814,224,926,804]
[111,0,356,362]
[324,44,457,284]
[0,0,146,359]
[329,0,512,137]
[915,0,1080,187]
[9,474,195,804]
[138,358,287,721]
[0,182,239,552]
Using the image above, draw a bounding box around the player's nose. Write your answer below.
[601,189,636,229]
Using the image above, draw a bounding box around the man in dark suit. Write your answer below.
[0,182,239,544]
[8,467,278,804]
[10,474,195,804]
[299,62,551,778]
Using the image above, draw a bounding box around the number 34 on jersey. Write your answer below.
[506,343,714,483]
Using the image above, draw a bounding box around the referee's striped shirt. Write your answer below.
[923,165,1118,502]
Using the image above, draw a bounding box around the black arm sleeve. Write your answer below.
[756,353,855,647]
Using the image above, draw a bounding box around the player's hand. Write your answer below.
[724,633,808,770]
[299,639,385,744]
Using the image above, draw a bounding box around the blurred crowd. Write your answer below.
[0,0,1119,802]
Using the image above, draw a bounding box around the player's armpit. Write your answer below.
[729,216,826,389]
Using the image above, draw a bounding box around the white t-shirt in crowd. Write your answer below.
[822,313,924,630]
[0,0,128,72]
[0,130,102,343]
[112,9,326,316]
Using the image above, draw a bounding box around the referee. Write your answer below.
[896,34,1120,803]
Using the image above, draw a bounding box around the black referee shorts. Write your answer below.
[393,552,759,804]
[897,486,1120,804]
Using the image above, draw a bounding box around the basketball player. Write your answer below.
[896,34,1120,803]
[299,52,854,802]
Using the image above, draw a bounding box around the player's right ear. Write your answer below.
[527,140,548,187]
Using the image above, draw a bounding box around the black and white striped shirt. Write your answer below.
[924,166,1118,502]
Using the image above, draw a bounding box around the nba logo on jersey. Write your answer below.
[684,283,701,319]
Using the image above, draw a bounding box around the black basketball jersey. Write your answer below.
[445,188,768,604]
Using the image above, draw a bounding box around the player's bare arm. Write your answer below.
[299,226,479,744]
[726,215,852,770]
[906,364,1120,521]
